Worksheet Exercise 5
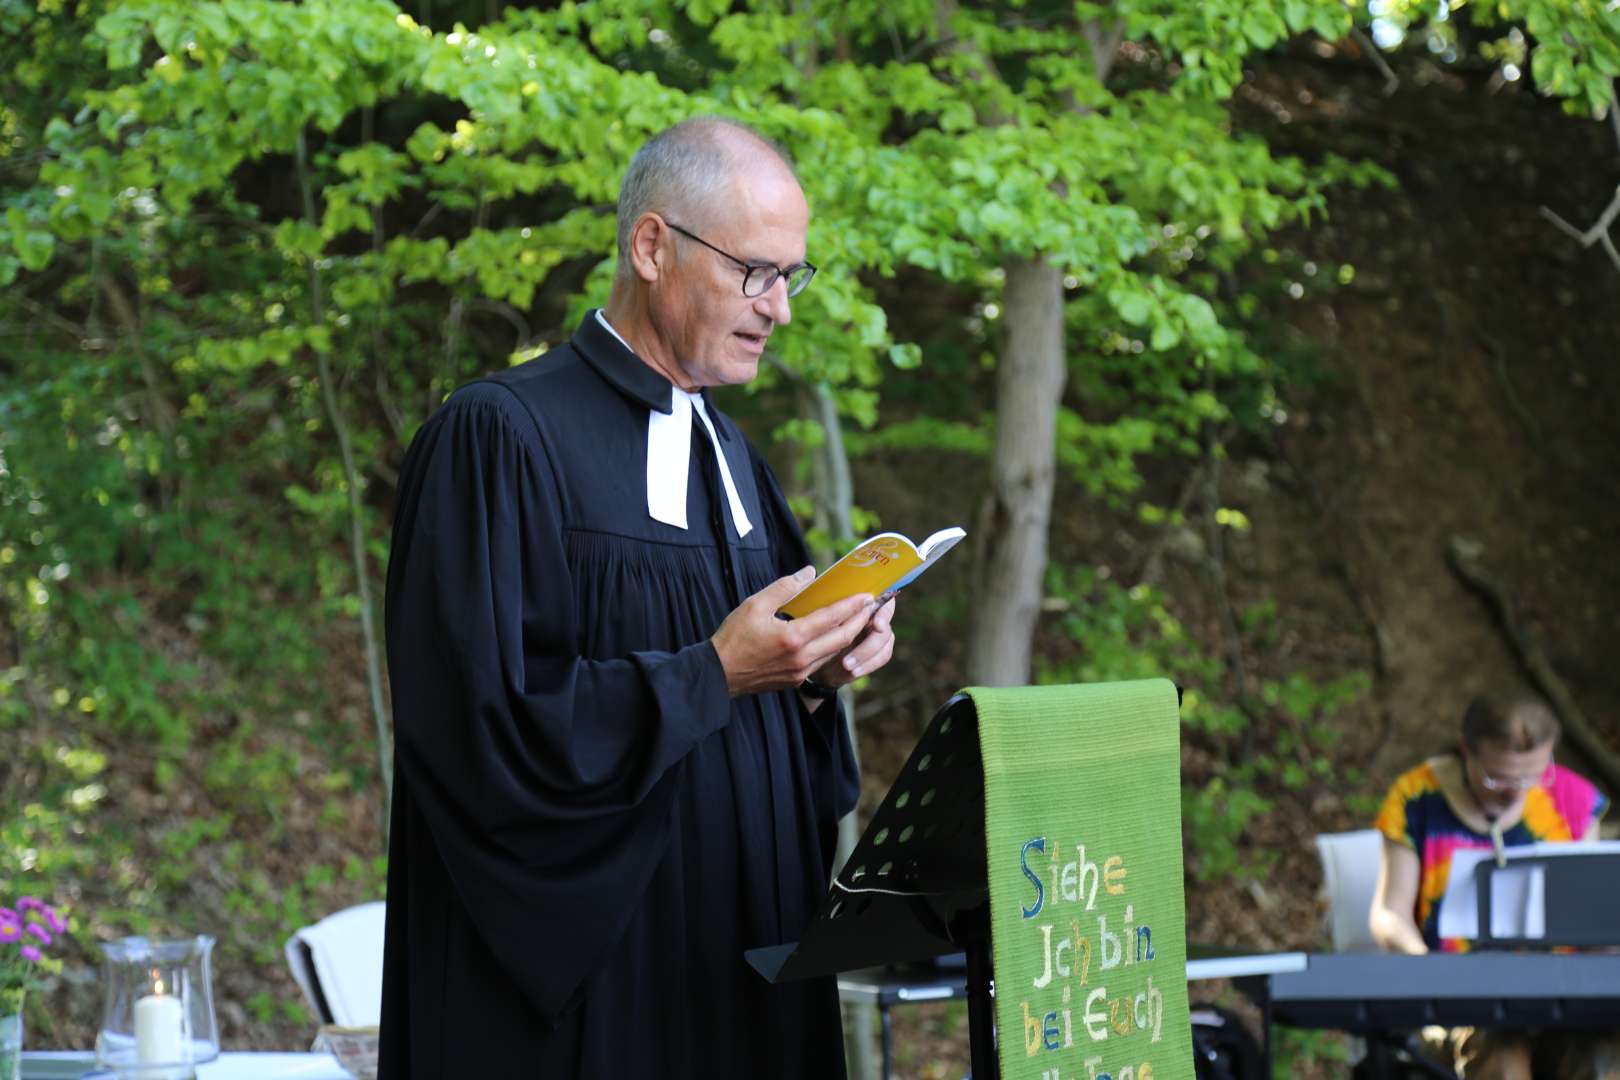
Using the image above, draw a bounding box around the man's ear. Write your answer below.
[628,213,667,284]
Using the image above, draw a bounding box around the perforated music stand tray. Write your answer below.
[746,693,999,1078]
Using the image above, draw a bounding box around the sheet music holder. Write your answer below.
[745,693,1001,1078]
[1474,846,1620,948]
[1434,840,1620,944]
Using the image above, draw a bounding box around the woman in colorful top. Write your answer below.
[1369,691,1612,1079]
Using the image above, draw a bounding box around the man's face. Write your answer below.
[649,165,808,388]
[1462,738,1554,818]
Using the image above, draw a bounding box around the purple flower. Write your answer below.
[44,909,66,934]
[24,923,51,947]
[0,908,16,923]
[19,945,40,963]
[0,923,19,943]
[16,897,42,913]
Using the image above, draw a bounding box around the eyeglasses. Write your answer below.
[1471,760,1552,793]
[663,221,817,299]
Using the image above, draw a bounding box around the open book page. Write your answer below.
[884,527,966,595]
[776,526,965,619]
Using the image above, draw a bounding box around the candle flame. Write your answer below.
[153,975,166,995]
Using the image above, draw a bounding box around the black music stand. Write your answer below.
[1475,850,1620,948]
[746,693,1000,1079]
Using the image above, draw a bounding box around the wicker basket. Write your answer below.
[313,1024,380,1080]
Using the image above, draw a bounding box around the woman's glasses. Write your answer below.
[1473,761,1552,793]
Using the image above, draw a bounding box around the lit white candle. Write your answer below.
[134,977,185,1066]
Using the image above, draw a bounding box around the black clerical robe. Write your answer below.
[378,313,859,1078]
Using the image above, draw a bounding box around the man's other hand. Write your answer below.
[809,594,896,691]
[712,567,876,697]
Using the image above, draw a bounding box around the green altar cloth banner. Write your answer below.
[967,680,1193,1080]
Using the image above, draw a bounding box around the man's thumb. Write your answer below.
[764,565,816,599]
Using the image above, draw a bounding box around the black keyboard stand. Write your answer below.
[1360,1033,1460,1080]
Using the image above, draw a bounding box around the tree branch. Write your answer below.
[763,352,802,384]
[297,127,394,841]
[97,276,179,440]
[887,18,905,61]
[1474,328,1542,449]
[1131,464,1202,587]
[1350,26,1400,96]
[1082,18,1127,83]
[14,294,90,343]
[362,105,407,447]
[1602,231,1620,274]
[1609,80,1619,153]
[410,201,444,239]
[1538,183,1620,274]
[1447,536,1620,796]
[434,192,486,416]
[1200,417,1258,750]
[472,297,533,349]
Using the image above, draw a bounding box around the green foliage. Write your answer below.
[1038,566,1369,882]
[1039,566,1223,690]
[1275,1025,1351,1073]
[1357,0,1620,118]
[844,417,992,457]
[223,851,388,976]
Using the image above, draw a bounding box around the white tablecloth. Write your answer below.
[21,1051,352,1079]
[1185,949,1308,981]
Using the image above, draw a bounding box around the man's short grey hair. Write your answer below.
[615,117,797,273]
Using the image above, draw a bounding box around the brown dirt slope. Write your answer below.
[1241,48,1620,790]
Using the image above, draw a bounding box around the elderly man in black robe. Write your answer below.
[377,117,895,1078]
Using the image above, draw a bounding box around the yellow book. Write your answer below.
[777,526,966,619]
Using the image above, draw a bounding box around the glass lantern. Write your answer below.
[96,937,219,1079]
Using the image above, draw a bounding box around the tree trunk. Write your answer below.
[771,368,876,1080]
[934,0,1091,690]
[811,384,878,1080]
[801,382,864,873]
[966,258,1066,687]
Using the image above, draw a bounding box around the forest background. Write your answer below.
[3,0,1619,1074]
